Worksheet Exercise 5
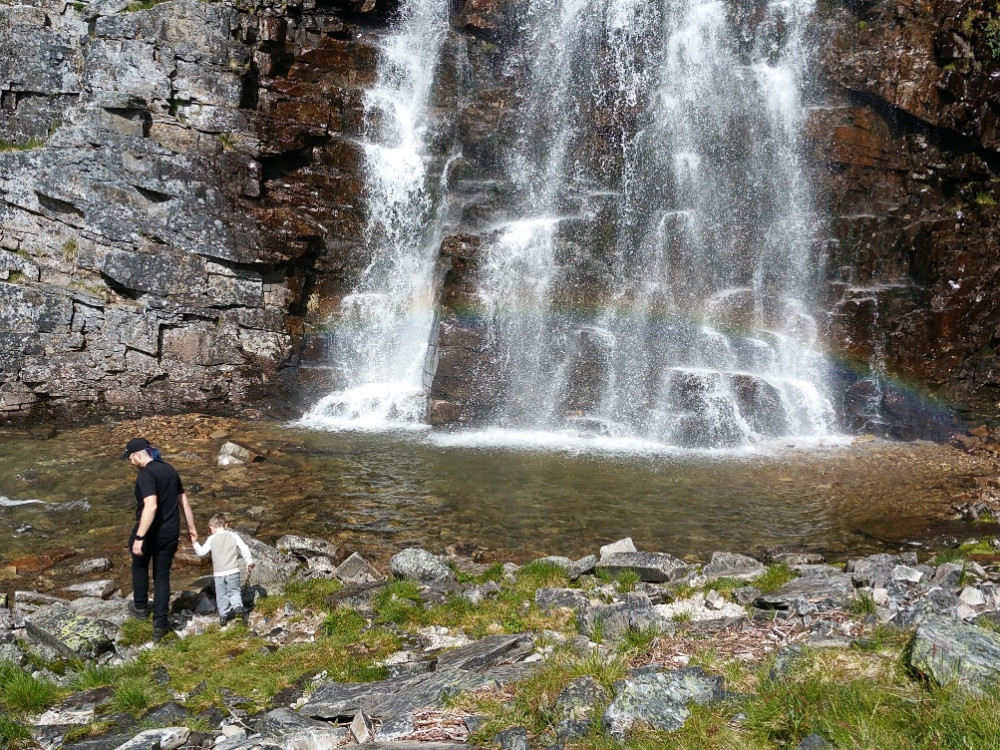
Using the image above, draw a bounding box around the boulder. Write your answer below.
[910,615,1000,694]
[334,552,383,585]
[63,580,116,599]
[602,667,725,737]
[218,440,264,465]
[435,634,534,672]
[23,606,113,661]
[554,675,609,721]
[390,548,456,587]
[276,535,342,562]
[702,552,766,583]
[595,551,687,583]
[755,573,855,612]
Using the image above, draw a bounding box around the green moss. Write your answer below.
[974,191,997,206]
[0,137,45,152]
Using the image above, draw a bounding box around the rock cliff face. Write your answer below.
[0,0,997,435]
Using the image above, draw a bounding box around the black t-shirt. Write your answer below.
[134,460,184,540]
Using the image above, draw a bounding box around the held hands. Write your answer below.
[188,528,198,543]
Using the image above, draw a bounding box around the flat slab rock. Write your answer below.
[910,615,1000,694]
[755,573,855,611]
[603,667,725,738]
[595,551,686,583]
[24,606,113,660]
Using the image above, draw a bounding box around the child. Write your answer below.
[192,513,255,626]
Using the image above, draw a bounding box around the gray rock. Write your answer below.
[494,727,529,750]
[910,615,1000,694]
[535,588,589,612]
[768,643,806,681]
[602,667,725,738]
[254,708,333,738]
[241,536,299,593]
[893,588,962,628]
[595,551,686,583]
[702,552,766,583]
[553,675,609,721]
[218,441,264,465]
[72,558,113,575]
[276,535,341,561]
[111,727,189,750]
[373,712,415,742]
[390,548,456,587]
[756,573,854,612]
[891,565,924,583]
[333,552,383,585]
[24,606,113,661]
[533,554,596,580]
[63,580,116,599]
[933,562,964,588]
[435,634,535,672]
[797,733,835,749]
[65,597,129,627]
[847,554,902,588]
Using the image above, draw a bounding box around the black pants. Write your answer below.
[130,530,178,630]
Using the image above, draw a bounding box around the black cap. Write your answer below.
[121,437,150,460]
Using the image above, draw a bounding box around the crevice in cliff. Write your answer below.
[259,143,322,182]
[35,192,84,219]
[99,272,145,302]
[843,88,1000,174]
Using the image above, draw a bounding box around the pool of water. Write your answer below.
[0,416,995,595]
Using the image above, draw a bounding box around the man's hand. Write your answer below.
[131,539,144,556]
[188,528,198,543]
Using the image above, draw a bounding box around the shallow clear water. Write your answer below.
[1,419,994,597]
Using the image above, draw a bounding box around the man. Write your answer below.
[121,437,198,641]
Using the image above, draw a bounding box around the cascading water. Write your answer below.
[300,0,451,429]
[472,0,835,448]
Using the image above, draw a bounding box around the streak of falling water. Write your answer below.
[301,0,451,430]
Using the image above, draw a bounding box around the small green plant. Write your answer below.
[373,580,423,625]
[986,18,1000,58]
[322,608,366,640]
[857,20,868,30]
[108,677,157,715]
[851,590,877,616]
[62,237,78,263]
[671,611,693,624]
[0,711,32,749]
[0,660,61,713]
[974,191,997,206]
[615,569,640,593]
[218,132,235,150]
[0,137,45,152]
[755,563,796,593]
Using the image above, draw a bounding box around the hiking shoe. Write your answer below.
[128,602,149,620]
[152,626,170,642]
[219,614,228,627]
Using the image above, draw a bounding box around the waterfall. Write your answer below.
[300,0,451,430]
[304,0,837,449]
[473,0,834,447]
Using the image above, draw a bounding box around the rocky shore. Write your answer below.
[4,531,1000,750]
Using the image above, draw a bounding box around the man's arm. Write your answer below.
[132,494,157,556]
[179,492,198,543]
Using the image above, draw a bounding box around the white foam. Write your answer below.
[0,496,44,507]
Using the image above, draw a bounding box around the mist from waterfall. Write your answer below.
[473,0,835,448]
[300,0,451,430]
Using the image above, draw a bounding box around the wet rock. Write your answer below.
[603,667,725,738]
[333,552,383,585]
[595,551,687,583]
[702,552,766,583]
[390,548,456,587]
[910,615,1000,694]
[218,441,265,466]
[72,558,113,575]
[23,606,113,661]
